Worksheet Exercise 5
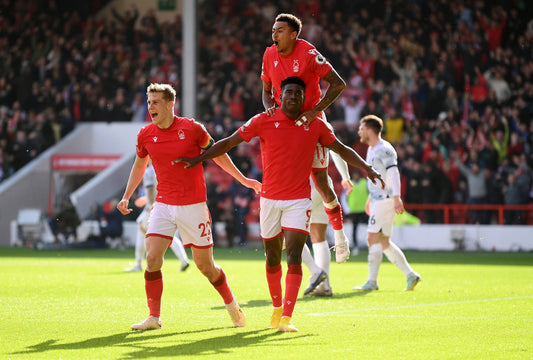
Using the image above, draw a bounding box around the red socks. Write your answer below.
[266,263,283,308]
[324,204,344,230]
[283,264,302,318]
[211,268,235,305]
[144,270,163,318]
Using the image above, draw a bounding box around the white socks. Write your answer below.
[383,241,415,277]
[302,244,321,275]
[367,243,383,283]
[312,241,330,275]
[135,231,146,266]
[169,238,189,265]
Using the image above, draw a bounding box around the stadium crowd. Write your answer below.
[1,0,533,225]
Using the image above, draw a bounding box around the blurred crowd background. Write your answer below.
[1,0,533,229]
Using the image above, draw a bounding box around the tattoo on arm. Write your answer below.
[314,70,346,113]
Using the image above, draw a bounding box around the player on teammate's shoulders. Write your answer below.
[175,76,384,332]
[353,115,421,292]
[261,13,353,263]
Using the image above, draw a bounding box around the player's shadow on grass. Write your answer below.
[212,291,375,311]
[14,327,312,358]
[119,328,312,359]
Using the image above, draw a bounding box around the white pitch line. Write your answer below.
[308,295,533,316]
[336,314,533,321]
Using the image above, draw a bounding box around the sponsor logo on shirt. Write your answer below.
[274,122,280,128]
[315,54,326,65]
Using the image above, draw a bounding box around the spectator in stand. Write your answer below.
[503,169,530,225]
[454,153,489,224]
[477,7,507,52]
[465,67,489,114]
[484,67,512,104]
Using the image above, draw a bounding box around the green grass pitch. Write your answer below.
[1,246,532,359]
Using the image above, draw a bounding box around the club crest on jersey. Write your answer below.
[293,59,300,72]
[152,136,158,143]
[178,129,185,140]
[274,122,280,128]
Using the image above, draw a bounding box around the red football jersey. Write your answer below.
[238,108,336,200]
[261,39,333,111]
[136,116,213,205]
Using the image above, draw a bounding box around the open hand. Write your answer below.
[367,167,386,189]
[171,157,199,168]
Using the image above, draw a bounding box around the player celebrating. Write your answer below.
[353,115,421,291]
[175,77,384,332]
[261,13,351,263]
[124,159,190,273]
[117,83,261,330]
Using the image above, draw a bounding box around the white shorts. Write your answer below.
[259,197,312,240]
[309,176,330,224]
[367,198,395,237]
[312,113,329,170]
[146,201,213,248]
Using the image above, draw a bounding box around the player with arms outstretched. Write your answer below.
[175,77,384,332]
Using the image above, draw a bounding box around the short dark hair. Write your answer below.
[275,13,302,37]
[281,76,306,90]
[361,114,383,134]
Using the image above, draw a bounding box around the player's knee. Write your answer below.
[195,261,215,278]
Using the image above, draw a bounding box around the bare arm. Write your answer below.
[330,151,353,194]
[171,132,261,194]
[314,68,346,113]
[213,154,262,194]
[172,131,244,168]
[262,80,276,116]
[297,68,346,126]
[326,139,385,189]
[117,155,149,215]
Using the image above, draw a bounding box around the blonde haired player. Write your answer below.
[353,115,421,291]
[118,83,261,330]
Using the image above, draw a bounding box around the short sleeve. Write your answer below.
[238,113,263,142]
[136,128,148,158]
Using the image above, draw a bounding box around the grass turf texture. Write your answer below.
[0,247,532,360]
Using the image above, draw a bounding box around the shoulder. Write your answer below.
[138,123,155,136]
[177,117,207,131]
[377,140,397,156]
[297,39,316,51]
[296,39,328,64]
[263,45,276,58]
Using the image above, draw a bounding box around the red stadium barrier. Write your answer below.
[404,203,533,225]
